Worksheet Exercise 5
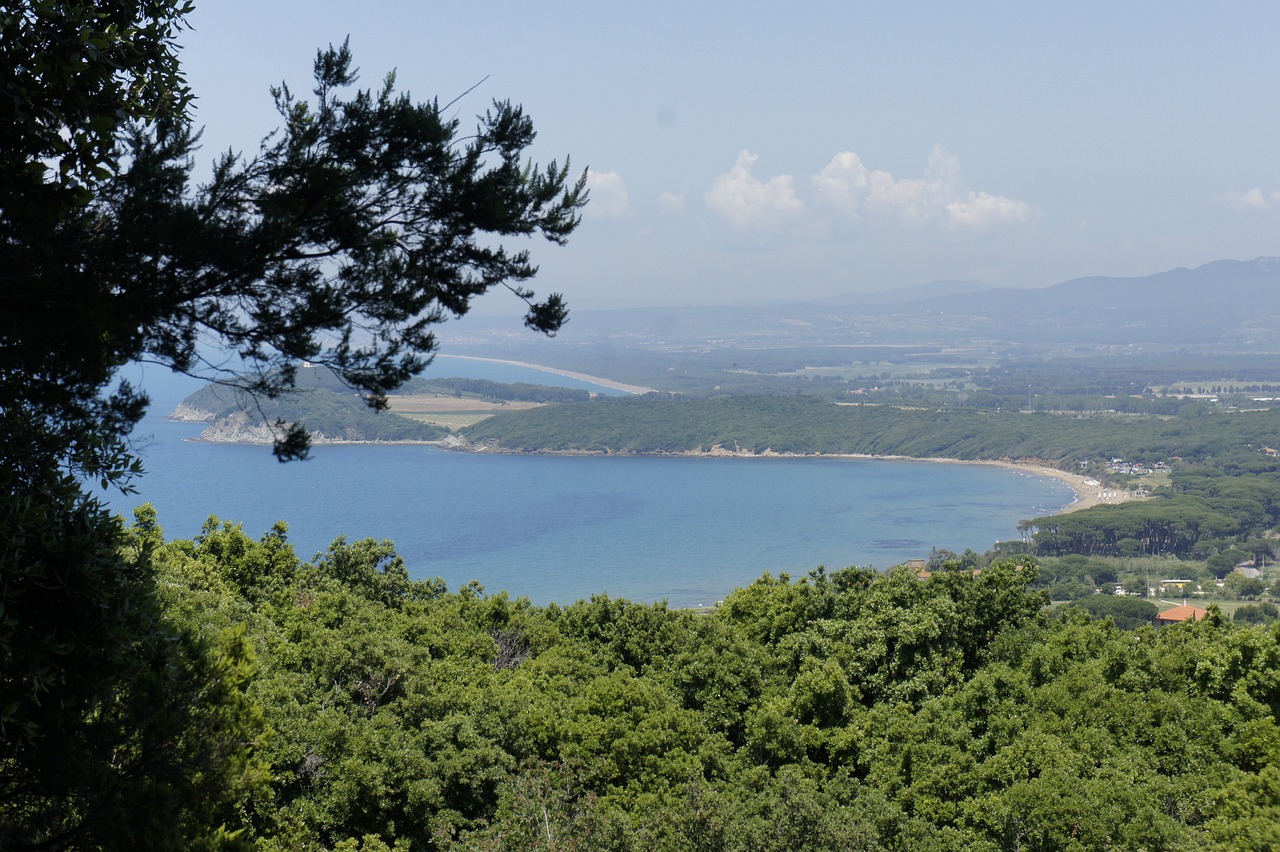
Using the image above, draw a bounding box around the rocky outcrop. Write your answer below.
[168,403,217,423]
[193,411,433,445]
[437,434,478,451]
[196,412,279,444]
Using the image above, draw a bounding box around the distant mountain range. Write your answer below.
[449,258,1280,349]
[909,257,1280,345]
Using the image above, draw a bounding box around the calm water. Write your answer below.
[105,363,1075,607]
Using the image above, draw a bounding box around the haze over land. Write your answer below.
[439,256,1280,352]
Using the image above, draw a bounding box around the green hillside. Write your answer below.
[134,512,1280,849]
[179,382,447,444]
[460,394,1280,463]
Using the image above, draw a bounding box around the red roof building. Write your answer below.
[1154,604,1209,625]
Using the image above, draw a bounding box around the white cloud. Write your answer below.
[585,170,630,219]
[868,146,962,223]
[705,150,804,230]
[658,191,685,211]
[947,191,1035,228]
[812,151,870,218]
[1212,188,1277,212]
[812,145,1034,229]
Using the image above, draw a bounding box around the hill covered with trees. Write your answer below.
[127,509,1280,849]
[176,381,447,445]
[459,394,1280,463]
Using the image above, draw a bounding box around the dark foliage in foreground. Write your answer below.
[3,5,584,845]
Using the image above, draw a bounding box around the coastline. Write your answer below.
[436,437,1125,516]
[809,452,1128,515]
[813,454,1129,515]
[176,423,1116,516]
[982,459,1130,514]
[170,348,1120,519]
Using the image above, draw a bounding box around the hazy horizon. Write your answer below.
[181,2,1280,311]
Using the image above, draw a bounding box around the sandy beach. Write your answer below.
[982,460,1134,514]
[820,456,1132,515]
[811,455,1130,515]
[188,351,1129,518]
[690,448,1130,515]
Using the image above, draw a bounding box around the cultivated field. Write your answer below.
[387,394,542,429]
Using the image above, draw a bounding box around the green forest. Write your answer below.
[458,394,1279,463]
[61,510,1280,849]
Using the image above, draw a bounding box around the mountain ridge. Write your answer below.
[481,257,1280,348]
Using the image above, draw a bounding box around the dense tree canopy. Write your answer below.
[0,1,193,205]
[128,516,1280,850]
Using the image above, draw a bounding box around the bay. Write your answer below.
[105,360,1075,608]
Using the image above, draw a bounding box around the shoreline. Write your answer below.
[804,452,1129,515]
[180,433,444,447]
[186,426,1118,517]
[418,357,1127,513]
[452,444,1127,516]
[983,460,1130,514]
[172,408,1115,518]
[202,427,1121,514]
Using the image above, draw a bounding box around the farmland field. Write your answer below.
[387,394,542,429]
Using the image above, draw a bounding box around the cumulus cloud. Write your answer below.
[812,145,1034,228]
[658,191,685,211]
[946,191,1036,228]
[1212,188,1279,212]
[705,151,804,230]
[812,151,870,217]
[585,170,629,219]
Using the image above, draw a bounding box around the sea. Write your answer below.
[103,356,1075,608]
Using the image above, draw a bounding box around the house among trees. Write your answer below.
[1154,604,1209,625]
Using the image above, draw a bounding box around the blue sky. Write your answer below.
[179,1,1280,311]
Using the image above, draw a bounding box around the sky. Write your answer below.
[177,1,1280,312]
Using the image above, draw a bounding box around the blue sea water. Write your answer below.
[104,362,1075,608]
